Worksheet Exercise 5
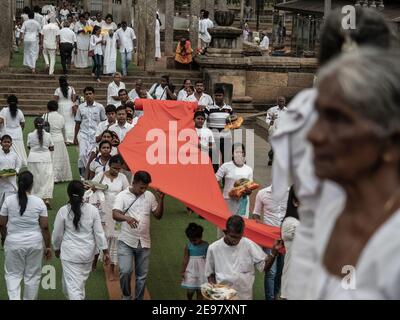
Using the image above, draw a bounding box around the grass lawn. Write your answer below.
[0,117,265,300]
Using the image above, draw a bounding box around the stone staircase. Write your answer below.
[0,68,203,116]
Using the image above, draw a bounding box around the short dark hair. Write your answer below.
[185,223,204,239]
[232,143,246,157]
[0,134,12,142]
[214,87,225,95]
[161,75,170,83]
[84,86,95,94]
[92,25,101,35]
[116,105,127,113]
[133,171,152,184]
[99,140,112,150]
[118,89,128,96]
[109,154,124,166]
[47,100,58,112]
[125,101,134,110]
[28,11,35,19]
[226,215,245,234]
[105,14,113,21]
[194,111,206,119]
[195,80,204,85]
[121,21,127,26]
[105,104,117,113]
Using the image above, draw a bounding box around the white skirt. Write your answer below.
[52,140,72,182]
[61,259,92,300]
[58,103,75,144]
[28,161,54,199]
[12,139,27,167]
[74,49,90,68]
[181,256,207,289]
[23,41,39,69]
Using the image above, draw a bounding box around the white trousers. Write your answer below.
[4,242,43,300]
[61,259,92,300]
[43,47,56,75]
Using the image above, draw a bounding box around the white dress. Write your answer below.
[155,19,161,59]
[54,86,76,144]
[43,112,72,182]
[103,33,117,75]
[92,172,129,265]
[181,241,209,290]
[74,22,90,68]
[27,130,54,199]
[0,149,21,209]
[0,107,27,167]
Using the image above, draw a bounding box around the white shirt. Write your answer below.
[75,102,106,139]
[177,89,190,101]
[42,111,65,142]
[101,21,118,31]
[196,127,215,150]
[253,186,288,227]
[89,156,110,175]
[205,237,267,300]
[27,130,54,163]
[59,27,77,44]
[113,189,158,249]
[128,88,152,101]
[92,20,105,27]
[95,120,117,137]
[90,34,103,55]
[0,194,47,246]
[41,23,60,49]
[116,27,136,53]
[34,12,44,28]
[199,18,214,43]
[74,21,90,50]
[107,81,126,106]
[0,107,25,140]
[21,19,42,42]
[215,161,253,199]
[0,149,21,194]
[52,203,108,263]
[184,92,214,107]
[260,35,270,50]
[266,105,288,131]
[109,121,134,142]
[59,9,70,20]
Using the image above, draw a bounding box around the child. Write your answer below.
[15,23,22,50]
[181,223,209,300]
[0,135,21,209]
[194,111,214,153]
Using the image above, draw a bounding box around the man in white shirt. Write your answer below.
[59,21,77,75]
[260,32,270,52]
[266,96,287,166]
[109,106,134,142]
[40,17,60,75]
[184,80,214,109]
[253,184,288,300]
[92,13,104,27]
[95,104,117,142]
[205,215,283,300]
[194,111,214,153]
[74,86,106,178]
[107,73,126,106]
[59,3,70,21]
[128,79,152,101]
[21,12,42,73]
[116,21,137,76]
[113,171,165,300]
[198,10,214,50]
[33,6,44,29]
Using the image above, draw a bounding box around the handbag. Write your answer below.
[44,113,50,133]
[88,49,95,57]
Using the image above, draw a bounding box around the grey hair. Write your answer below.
[317,47,400,133]
[113,72,122,78]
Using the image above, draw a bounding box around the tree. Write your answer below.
[0,0,12,69]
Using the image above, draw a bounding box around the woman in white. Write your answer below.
[43,101,72,183]
[0,135,21,209]
[0,95,28,167]
[155,13,162,61]
[74,14,91,68]
[215,143,254,219]
[177,79,192,101]
[52,180,110,300]
[280,186,300,299]
[21,12,42,73]
[101,14,118,75]
[0,171,52,300]
[27,117,54,209]
[87,140,112,180]
[92,155,129,281]
[54,76,77,144]
[90,26,105,82]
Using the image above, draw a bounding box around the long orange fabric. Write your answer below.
[119,99,281,249]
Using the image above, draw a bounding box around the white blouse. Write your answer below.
[90,35,103,55]
[215,161,253,199]
[27,130,54,163]
[42,112,65,142]
[0,107,25,140]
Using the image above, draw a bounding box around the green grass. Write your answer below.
[0,117,265,300]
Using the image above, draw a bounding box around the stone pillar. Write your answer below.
[205,0,214,21]
[164,0,174,56]
[137,0,146,67]
[217,0,228,11]
[190,0,200,50]
[144,0,156,72]
[0,0,12,69]
[240,0,245,26]
[324,0,331,17]
[24,0,30,7]
[83,0,90,12]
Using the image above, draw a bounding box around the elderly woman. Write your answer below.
[307,48,400,299]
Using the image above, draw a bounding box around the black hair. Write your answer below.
[23,7,31,15]
[195,80,204,85]
[47,100,58,112]
[161,75,170,83]
[319,7,392,67]
[109,154,124,166]
[185,222,204,239]
[105,14,113,21]
[232,143,246,157]
[133,171,152,184]
[282,186,300,223]
[226,215,245,234]
[7,95,18,119]
[99,140,112,151]
[28,11,35,19]
[84,86,95,94]
[214,87,225,95]
[125,101,135,111]
[118,89,128,96]
[121,21,127,26]
[101,129,114,137]
[67,181,85,230]
[33,6,40,13]
[34,117,45,146]
[203,10,209,19]
[79,14,85,19]
[67,13,73,19]
[156,13,162,27]
[105,104,117,113]
[180,79,191,90]
[116,105,127,113]
[194,111,206,119]
[92,25,101,35]
[0,134,12,142]
[17,171,34,216]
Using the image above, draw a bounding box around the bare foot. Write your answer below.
[97,79,102,83]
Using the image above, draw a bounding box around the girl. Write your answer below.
[0,171,52,300]
[92,155,129,280]
[43,100,73,183]
[90,26,105,82]
[87,140,112,180]
[177,79,192,101]
[0,135,21,209]
[54,76,77,144]
[87,130,118,167]
[52,180,110,300]
[27,117,54,209]
[0,95,28,167]
[181,223,209,300]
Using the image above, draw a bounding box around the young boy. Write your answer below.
[0,135,21,209]
[194,111,214,154]
[95,104,117,142]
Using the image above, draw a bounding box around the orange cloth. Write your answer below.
[175,41,193,64]
[119,99,281,249]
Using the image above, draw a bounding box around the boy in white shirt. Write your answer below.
[109,106,134,142]
[194,111,214,154]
